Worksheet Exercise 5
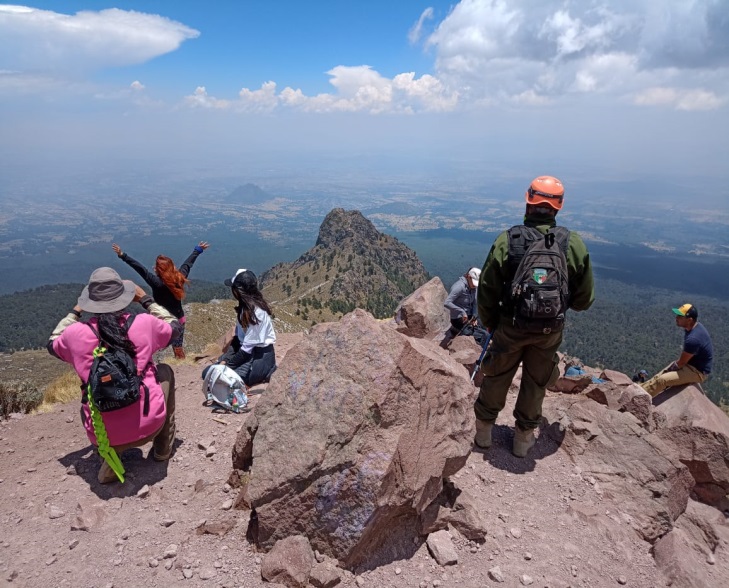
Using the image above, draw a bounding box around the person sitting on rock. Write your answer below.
[47,267,180,484]
[112,241,209,359]
[444,268,481,336]
[203,269,277,387]
[641,304,713,398]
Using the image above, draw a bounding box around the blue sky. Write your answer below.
[1,1,728,191]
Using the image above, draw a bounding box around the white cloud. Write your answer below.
[130,81,145,91]
[424,0,728,109]
[182,66,458,114]
[634,87,724,111]
[408,7,434,45]
[184,86,230,110]
[0,5,199,75]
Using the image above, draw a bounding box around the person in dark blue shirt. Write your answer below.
[642,303,714,397]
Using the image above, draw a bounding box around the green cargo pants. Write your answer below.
[474,322,562,431]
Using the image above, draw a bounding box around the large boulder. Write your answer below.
[653,500,729,588]
[394,277,450,340]
[544,396,694,542]
[235,309,474,568]
[653,385,729,509]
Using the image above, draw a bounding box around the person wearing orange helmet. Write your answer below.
[473,175,594,457]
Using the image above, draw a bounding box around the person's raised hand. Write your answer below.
[198,241,210,250]
[132,284,146,303]
[112,243,123,257]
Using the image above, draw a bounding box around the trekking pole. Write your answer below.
[470,329,493,383]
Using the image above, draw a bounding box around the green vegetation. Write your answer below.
[0,380,43,418]
[0,279,230,352]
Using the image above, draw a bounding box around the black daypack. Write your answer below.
[506,225,571,334]
[83,316,149,415]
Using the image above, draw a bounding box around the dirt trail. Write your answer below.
[0,339,672,588]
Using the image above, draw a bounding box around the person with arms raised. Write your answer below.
[112,241,209,359]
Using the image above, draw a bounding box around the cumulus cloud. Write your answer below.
[0,5,199,75]
[183,66,458,114]
[424,0,728,109]
[408,7,434,44]
[130,81,145,91]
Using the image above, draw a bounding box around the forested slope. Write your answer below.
[0,280,229,352]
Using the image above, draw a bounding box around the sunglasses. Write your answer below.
[527,187,563,205]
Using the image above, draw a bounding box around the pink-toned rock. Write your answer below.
[426,529,458,566]
[420,479,488,542]
[238,309,474,568]
[70,499,106,531]
[586,382,654,428]
[261,535,315,588]
[653,385,729,509]
[394,277,450,340]
[309,562,342,588]
[544,396,694,542]
[550,375,593,394]
[446,335,483,386]
[600,369,634,386]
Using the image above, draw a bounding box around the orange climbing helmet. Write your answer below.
[525,175,564,210]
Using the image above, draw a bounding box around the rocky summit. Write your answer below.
[261,208,429,329]
[1,252,729,588]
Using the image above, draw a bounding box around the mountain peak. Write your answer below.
[315,208,380,248]
[262,208,429,326]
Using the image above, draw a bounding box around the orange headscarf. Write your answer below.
[154,255,188,300]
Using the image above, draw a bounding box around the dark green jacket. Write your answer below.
[477,212,595,331]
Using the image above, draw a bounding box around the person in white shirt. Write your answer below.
[204,269,277,386]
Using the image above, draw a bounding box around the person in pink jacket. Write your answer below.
[48,267,181,484]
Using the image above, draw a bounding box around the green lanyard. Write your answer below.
[88,346,125,483]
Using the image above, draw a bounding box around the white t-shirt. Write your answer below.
[235,306,276,353]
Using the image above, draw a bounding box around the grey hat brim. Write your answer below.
[77,280,136,313]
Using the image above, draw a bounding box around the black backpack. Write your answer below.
[83,316,149,415]
[506,225,571,334]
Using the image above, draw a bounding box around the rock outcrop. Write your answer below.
[394,276,450,340]
[653,385,729,510]
[233,309,474,568]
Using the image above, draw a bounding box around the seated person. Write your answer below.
[203,269,276,387]
[641,304,713,398]
[444,267,481,335]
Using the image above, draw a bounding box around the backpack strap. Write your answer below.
[548,226,571,257]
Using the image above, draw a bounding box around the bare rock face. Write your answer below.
[236,309,474,568]
[653,500,729,588]
[394,277,450,340]
[550,374,593,394]
[652,385,729,509]
[260,535,315,588]
[545,396,694,542]
[419,479,488,542]
[586,381,655,428]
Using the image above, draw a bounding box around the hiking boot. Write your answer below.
[512,426,536,458]
[173,346,186,360]
[474,419,493,449]
[97,461,118,484]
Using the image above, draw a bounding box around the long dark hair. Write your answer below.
[233,287,274,328]
[94,311,137,359]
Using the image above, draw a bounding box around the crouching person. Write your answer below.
[48,267,181,484]
[203,269,276,387]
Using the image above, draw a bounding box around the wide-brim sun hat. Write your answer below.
[77,267,136,313]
